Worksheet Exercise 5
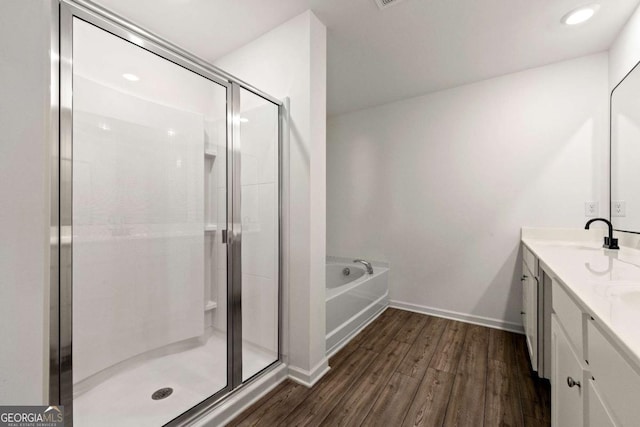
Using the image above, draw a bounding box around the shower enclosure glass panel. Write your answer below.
[238,88,280,381]
[71,18,228,426]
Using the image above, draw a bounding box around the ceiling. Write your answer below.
[93,0,640,115]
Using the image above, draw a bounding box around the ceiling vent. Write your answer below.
[374,0,407,10]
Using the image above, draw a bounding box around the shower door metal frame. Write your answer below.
[53,1,284,425]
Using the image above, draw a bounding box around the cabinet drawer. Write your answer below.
[588,320,640,427]
[552,279,583,359]
[522,245,538,275]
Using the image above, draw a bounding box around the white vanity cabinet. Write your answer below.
[521,235,640,426]
[549,271,640,426]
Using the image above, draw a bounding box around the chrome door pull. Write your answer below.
[222,229,228,244]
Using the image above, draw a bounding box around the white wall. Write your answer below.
[327,53,609,331]
[215,11,328,383]
[0,0,55,404]
[609,3,640,89]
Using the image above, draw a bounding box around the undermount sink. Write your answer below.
[605,280,640,286]
[591,280,640,299]
[618,291,640,305]
[604,281,640,303]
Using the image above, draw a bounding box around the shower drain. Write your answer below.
[151,387,173,400]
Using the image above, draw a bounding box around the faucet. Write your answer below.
[585,218,619,250]
[353,259,374,274]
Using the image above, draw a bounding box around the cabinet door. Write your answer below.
[587,320,640,426]
[551,315,583,427]
[527,275,538,370]
[587,380,617,427]
[522,260,537,370]
[522,260,529,341]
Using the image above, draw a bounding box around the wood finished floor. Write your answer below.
[228,308,551,427]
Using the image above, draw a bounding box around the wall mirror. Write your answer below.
[611,61,640,233]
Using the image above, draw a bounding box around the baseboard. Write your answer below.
[287,357,330,388]
[389,300,524,334]
[192,363,288,426]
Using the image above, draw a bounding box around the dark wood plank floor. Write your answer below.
[227,308,550,427]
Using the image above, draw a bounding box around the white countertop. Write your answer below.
[522,232,640,369]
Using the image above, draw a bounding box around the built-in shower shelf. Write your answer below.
[204,300,217,311]
[204,150,217,158]
[205,224,217,232]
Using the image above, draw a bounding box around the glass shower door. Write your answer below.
[69,18,229,426]
[236,87,280,381]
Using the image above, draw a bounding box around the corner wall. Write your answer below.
[0,0,55,404]
[609,3,640,89]
[215,11,328,384]
[327,53,609,331]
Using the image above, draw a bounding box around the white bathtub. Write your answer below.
[325,257,389,356]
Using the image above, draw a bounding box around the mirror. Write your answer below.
[611,61,640,233]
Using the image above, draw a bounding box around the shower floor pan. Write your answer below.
[73,332,273,426]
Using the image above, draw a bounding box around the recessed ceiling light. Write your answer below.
[167,129,176,136]
[122,73,140,81]
[98,123,110,131]
[562,4,600,26]
[239,117,249,123]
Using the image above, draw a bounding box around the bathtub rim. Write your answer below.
[325,263,389,302]
[325,256,390,302]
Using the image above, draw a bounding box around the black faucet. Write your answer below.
[585,218,619,250]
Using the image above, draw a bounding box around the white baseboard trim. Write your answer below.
[389,300,524,334]
[288,357,330,388]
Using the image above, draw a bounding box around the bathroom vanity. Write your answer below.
[521,230,640,426]
[519,45,640,427]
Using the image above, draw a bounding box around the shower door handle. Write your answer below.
[222,229,237,245]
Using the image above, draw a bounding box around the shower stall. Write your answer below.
[51,2,283,425]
